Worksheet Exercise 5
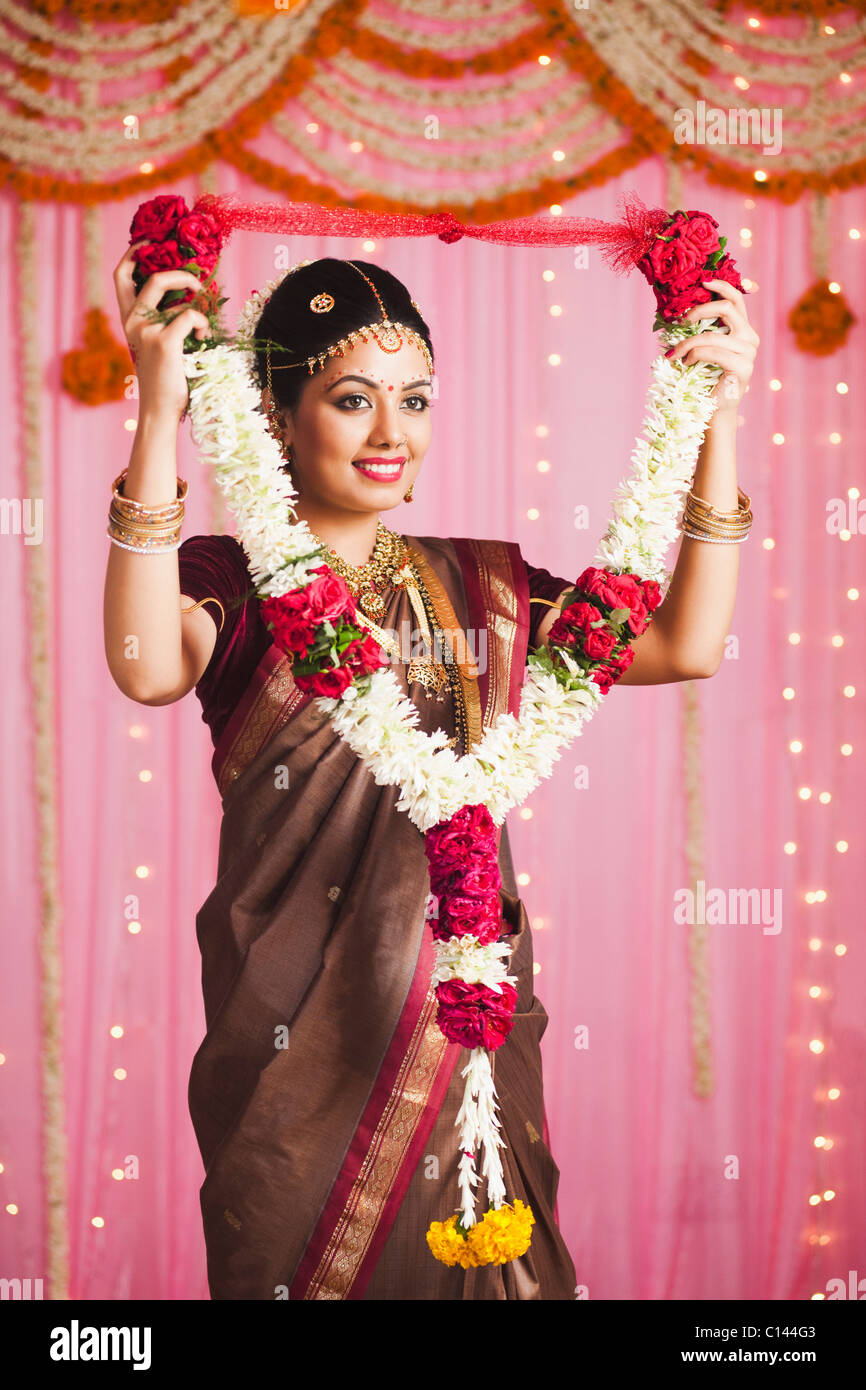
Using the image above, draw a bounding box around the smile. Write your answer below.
[351,460,406,481]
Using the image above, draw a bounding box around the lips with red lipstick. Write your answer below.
[351,457,407,481]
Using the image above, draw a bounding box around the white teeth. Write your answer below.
[353,462,403,475]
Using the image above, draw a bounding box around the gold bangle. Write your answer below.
[108,505,184,536]
[112,470,188,514]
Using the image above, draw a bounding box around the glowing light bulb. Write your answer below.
[823,1190,836,1201]
[769,379,782,390]
[847,589,859,601]
[551,150,565,162]
[536,459,551,473]
[836,841,848,853]
[809,986,822,998]
[783,842,796,854]
[533,961,542,975]
[834,943,847,957]
[549,205,562,216]
[783,687,796,700]
[520,807,533,819]
[109,1025,124,1039]
[754,170,768,182]
[112,1169,124,1181]
[763,538,775,550]
[818,791,831,804]
[527,508,540,520]
[772,432,785,445]
[828,1088,840,1100]
[517,872,530,885]
[809,1039,824,1054]
[850,229,861,241]
[535,425,549,438]
[138,770,152,783]
[348,140,364,153]
[533,917,545,930]
[548,353,561,366]
[789,740,803,753]
[836,382,849,394]
[91,1216,105,1228]
[538,54,551,65]
[808,938,822,951]
[362,240,375,252]
[841,743,853,756]
[127,921,142,934]
[113,1068,127,1080]
[542,270,555,282]
[828,282,841,294]
[831,635,844,647]
[128,725,145,738]
[829,433,842,444]
[788,632,801,644]
[843,685,855,697]
[549,304,563,316]
[306,122,318,134]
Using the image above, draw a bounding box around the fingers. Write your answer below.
[159,304,211,344]
[672,342,751,376]
[112,239,150,321]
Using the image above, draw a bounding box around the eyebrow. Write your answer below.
[324,374,432,392]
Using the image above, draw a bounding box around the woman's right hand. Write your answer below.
[113,239,211,426]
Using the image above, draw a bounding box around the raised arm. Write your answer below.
[535,279,759,686]
[103,242,218,705]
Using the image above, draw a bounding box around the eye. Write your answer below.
[335,393,434,411]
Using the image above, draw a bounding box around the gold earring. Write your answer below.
[403,481,414,503]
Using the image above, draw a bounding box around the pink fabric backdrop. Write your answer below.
[1,154,864,1300]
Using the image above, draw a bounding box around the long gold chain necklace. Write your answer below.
[310,520,469,752]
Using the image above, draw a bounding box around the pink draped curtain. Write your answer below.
[1,150,863,1299]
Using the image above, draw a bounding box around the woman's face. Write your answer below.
[264,339,434,517]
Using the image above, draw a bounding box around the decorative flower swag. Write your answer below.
[127,189,742,1267]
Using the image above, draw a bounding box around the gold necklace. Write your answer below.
[309,521,469,750]
[315,519,409,624]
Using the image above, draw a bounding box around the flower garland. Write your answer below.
[127,193,742,1268]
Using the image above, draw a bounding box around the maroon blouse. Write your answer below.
[178,533,572,748]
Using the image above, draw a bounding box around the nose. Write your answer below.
[369,404,408,449]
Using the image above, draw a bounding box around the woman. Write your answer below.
[106,247,757,1300]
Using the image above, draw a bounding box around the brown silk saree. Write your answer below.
[187,534,577,1300]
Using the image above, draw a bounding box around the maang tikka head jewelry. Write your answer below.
[262,260,430,501]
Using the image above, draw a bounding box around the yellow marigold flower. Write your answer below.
[427,1201,535,1267]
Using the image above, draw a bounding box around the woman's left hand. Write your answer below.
[665,278,760,414]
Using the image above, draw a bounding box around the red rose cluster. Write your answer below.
[424,804,517,1053]
[548,566,663,695]
[260,565,388,698]
[128,194,225,311]
[636,209,745,324]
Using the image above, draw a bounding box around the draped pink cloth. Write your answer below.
[1,154,864,1300]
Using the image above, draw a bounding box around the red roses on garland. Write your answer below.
[636,209,746,325]
[424,804,518,1052]
[547,566,663,695]
[128,193,226,324]
[260,566,388,698]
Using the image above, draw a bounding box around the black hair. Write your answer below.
[252,257,435,417]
